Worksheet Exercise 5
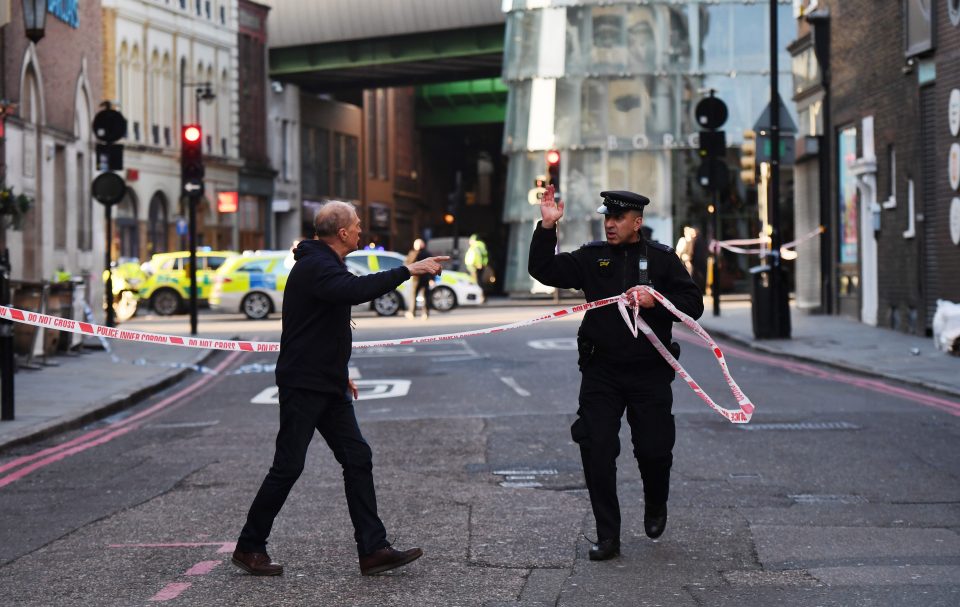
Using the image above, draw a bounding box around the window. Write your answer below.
[904,0,934,57]
[205,256,228,270]
[77,152,92,250]
[239,259,271,273]
[333,133,359,199]
[886,145,897,204]
[220,5,226,24]
[375,255,404,270]
[280,119,290,180]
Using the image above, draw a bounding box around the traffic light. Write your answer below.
[740,129,757,186]
[446,170,464,226]
[181,124,204,196]
[546,149,560,199]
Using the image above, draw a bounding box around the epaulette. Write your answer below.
[580,240,607,248]
[647,241,675,254]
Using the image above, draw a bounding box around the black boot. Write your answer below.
[644,502,667,539]
[588,538,620,561]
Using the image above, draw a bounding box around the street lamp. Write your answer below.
[21,0,47,44]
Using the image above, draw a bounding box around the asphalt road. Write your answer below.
[0,307,958,606]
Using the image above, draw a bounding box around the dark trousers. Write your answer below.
[573,361,676,541]
[237,386,388,557]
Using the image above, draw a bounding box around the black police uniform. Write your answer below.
[528,191,703,545]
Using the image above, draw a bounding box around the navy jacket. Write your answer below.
[275,239,411,395]
[529,222,703,361]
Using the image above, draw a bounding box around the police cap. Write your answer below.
[597,190,651,215]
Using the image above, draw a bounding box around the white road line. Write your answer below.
[499,376,531,397]
[349,366,361,379]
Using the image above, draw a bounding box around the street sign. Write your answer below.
[753,93,798,134]
[92,108,127,143]
[91,172,126,205]
[756,135,796,165]
[184,181,204,195]
[176,218,188,236]
[695,96,728,130]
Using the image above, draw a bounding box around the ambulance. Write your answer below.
[209,251,292,320]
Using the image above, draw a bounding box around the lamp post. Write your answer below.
[21,0,47,44]
[806,8,832,315]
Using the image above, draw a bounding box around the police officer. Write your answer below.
[528,187,703,561]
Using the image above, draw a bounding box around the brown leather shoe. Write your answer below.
[231,549,283,576]
[359,546,423,576]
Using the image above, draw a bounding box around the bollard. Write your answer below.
[1,248,14,420]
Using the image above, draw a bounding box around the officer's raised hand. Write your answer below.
[625,285,655,309]
[540,185,564,229]
[406,256,450,276]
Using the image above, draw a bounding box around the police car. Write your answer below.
[346,249,484,312]
[138,249,237,315]
[209,251,291,320]
[209,249,412,319]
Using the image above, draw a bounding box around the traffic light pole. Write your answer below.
[188,193,198,336]
[712,187,721,317]
[104,204,115,328]
[767,0,790,338]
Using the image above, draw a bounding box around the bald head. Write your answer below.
[314,201,357,238]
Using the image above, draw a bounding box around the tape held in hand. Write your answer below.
[0,291,755,423]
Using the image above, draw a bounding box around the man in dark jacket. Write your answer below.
[233,201,447,577]
[529,187,703,561]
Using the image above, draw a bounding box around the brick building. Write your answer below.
[790,0,960,334]
[1,0,103,297]
[237,0,274,251]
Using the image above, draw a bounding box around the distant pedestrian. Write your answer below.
[405,238,433,319]
[233,201,448,577]
[529,187,703,561]
[464,234,489,286]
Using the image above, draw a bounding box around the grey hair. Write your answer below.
[314,201,357,237]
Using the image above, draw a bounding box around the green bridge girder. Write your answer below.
[416,78,507,128]
[270,24,505,93]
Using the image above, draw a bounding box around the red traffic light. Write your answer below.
[183,125,202,143]
[546,149,560,165]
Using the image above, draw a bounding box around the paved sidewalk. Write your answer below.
[1,297,957,452]
[696,298,960,399]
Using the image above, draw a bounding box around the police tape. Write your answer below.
[712,226,825,257]
[618,288,755,424]
[0,293,755,423]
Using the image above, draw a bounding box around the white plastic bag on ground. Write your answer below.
[932,299,960,355]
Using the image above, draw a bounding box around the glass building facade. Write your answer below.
[500,0,796,293]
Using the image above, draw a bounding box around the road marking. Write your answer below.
[0,351,245,489]
[528,338,577,350]
[675,332,960,416]
[250,386,279,405]
[499,376,531,397]
[352,340,472,358]
[149,582,192,602]
[349,366,361,379]
[185,560,221,576]
[250,380,411,405]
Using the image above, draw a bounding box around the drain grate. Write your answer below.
[492,468,558,488]
[738,421,861,431]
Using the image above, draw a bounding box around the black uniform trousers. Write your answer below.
[237,386,389,557]
[573,358,676,542]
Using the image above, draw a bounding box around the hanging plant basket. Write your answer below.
[0,183,33,230]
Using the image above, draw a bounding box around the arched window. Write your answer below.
[117,42,129,110]
[130,45,142,141]
[162,53,173,147]
[147,191,169,255]
[115,188,140,259]
[219,67,229,156]
[149,49,161,145]
[75,81,93,250]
